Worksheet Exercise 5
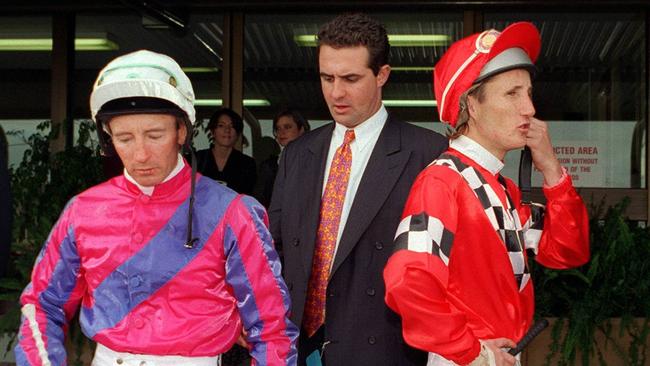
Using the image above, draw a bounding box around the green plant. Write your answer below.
[532,198,650,365]
[0,120,104,365]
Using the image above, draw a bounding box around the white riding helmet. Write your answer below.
[90,49,196,124]
[90,49,196,155]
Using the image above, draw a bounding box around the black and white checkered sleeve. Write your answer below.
[393,212,455,266]
[522,202,545,256]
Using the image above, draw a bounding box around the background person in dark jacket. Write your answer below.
[196,108,257,195]
[257,108,310,207]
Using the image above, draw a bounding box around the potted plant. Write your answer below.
[527,198,650,365]
[0,120,104,365]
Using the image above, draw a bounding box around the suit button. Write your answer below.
[374,241,383,250]
[292,238,300,246]
[328,290,335,297]
[134,317,145,328]
[368,336,376,345]
[366,288,376,296]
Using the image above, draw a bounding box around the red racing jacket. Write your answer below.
[15,162,297,366]
[384,136,589,365]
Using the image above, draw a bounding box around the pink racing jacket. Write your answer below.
[15,163,298,365]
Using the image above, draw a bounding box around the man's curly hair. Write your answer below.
[317,13,390,76]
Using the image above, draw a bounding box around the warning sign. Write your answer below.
[553,144,602,184]
[500,121,639,188]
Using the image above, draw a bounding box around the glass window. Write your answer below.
[74,12,224,151]
[243,12,463,156]
[485,13,646,188]
[0,16,53,166]
[0,120,47,169]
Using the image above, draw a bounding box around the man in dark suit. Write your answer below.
[269,13,447,366]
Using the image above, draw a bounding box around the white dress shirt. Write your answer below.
[450,135,504,175]
[322,105,388,263]
[450,135,567,188]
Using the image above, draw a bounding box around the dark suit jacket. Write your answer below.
[269,114,447,365]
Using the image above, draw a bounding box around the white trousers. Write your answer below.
[427,351,521,366]
[92,344,221,366]
[427,352,457,366]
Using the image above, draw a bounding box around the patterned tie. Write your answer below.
[303,129,355,337]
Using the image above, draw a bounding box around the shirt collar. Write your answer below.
[450,135,504,175]
[333,104,387,152]
[124,154,185,195]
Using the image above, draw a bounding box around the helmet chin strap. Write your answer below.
[183,139,199,249]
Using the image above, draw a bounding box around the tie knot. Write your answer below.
[344,129,355,145]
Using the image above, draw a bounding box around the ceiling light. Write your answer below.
[387,35,450,47]
[195,99,433,108]
[194,99,271,107]
[294,34,450,47]
[0,38,118,51]
[391,66,434,72]
[182,67,219,73]
[383,99,438,107]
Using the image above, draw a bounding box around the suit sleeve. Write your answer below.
[383,168,481,365]
[223,195,298,366]
[511,174,590,268]
[15,199,86,366]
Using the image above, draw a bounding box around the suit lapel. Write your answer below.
[300,124,334,276]
[329,116,410,278]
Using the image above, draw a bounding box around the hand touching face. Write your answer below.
[526,117,563,186]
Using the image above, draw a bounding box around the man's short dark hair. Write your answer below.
[317,13,390,76]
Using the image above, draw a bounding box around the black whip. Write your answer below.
[184,144,198,249]
[508,318,549,356]
[518,146,533,203]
